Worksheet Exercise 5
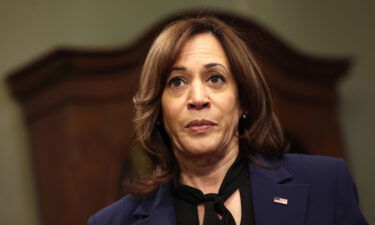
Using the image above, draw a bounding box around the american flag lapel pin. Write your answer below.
[273,197,288,205]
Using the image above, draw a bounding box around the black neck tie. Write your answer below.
[172,154,249,225]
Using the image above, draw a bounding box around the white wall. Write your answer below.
[0,0,373,224]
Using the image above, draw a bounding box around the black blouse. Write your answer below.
[173,171,255,225]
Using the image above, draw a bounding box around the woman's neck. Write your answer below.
[176,144,239,194]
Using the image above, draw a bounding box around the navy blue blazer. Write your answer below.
[88,154,368,225]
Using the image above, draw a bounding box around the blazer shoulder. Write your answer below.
[283,152,342,162]
[282,153,344,169]
[258,153,349,184]
[88,194,141,225]
[281,154,369,224]
[255,153,346,175]
[253,154,368,224]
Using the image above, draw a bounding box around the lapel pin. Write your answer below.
[274,197,288,205]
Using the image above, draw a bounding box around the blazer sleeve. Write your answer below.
[335,159,368,225]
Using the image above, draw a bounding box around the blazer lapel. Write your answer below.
[250,159,308,225]
[132,183,177,225]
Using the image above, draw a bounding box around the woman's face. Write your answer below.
[161,33,241,160]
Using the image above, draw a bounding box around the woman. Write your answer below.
[88,16,368,225]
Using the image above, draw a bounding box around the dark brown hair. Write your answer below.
[130,16,286,197]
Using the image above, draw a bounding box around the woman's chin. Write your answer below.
[178,142,227,159]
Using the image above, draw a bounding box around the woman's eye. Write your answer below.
[168,77,186,89]
[207,74,225,86]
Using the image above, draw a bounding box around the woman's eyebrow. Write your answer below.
[170,63,227,72]
[205,63,228,71]
[170,66,186,71]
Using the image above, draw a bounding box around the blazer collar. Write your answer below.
[132,183,176,225]
[250,155,308,225]
[249,155,292,184]
[132,155,309,225]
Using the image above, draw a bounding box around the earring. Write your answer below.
[239,114,249,135]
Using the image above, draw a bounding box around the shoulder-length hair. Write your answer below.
[130,16,286,197]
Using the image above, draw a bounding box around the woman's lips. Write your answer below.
[185,119,217,133]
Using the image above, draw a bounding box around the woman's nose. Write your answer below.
[187,82,210,110]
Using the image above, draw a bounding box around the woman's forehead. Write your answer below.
[172,33,229,69]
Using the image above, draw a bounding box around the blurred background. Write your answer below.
[0,0,374,224]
